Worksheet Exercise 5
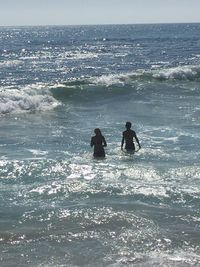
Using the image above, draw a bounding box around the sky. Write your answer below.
[0,0,200,26]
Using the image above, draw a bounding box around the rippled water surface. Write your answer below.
[0,24,200,266]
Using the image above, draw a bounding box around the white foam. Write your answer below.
[90,65,200,87]
[28,149,48,156]
[59,50,98,60]
[0,60,23,68]
[92,74,125,86]
[0,84,60,115]
[153,65,200,80]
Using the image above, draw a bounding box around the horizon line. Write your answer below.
[0,21,200,28]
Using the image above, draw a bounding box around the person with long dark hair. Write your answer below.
[90,128,107,158]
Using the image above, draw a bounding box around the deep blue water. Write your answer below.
[0,24,200,266]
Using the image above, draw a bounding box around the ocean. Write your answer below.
[0,23,200,266]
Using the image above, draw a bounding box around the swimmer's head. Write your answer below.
[125,122,132,129]
[94,128,102,135]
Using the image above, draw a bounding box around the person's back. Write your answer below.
[121,122,141,152]
[91,128,107,157]
[123,128,136,150]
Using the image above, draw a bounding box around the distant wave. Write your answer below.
[0,60,24,68]
[47,66,200,102]
[2,65,199,115]
[91,65,200,85]
[0,84,60,115]
[152,65,200,81]
[51,65,200,89]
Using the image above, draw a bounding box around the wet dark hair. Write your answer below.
[94,128,102,135]
[126,122,132,129]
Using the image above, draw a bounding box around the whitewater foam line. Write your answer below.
[0,60,23,68]
[153,65,200,80]
[55,65,200,90]
[90,64,200,86]
[0,84,60,115]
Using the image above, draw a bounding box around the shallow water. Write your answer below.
[0,24,200,266]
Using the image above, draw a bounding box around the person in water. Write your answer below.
[91,128,107,157]
[121,122,141,152]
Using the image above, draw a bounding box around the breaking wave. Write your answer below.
[1,64,200,115]
[49,65,200,99]
[58,65,200,88]
[0,84,60,115]
[152,65,200,81]
[91,65,200,85]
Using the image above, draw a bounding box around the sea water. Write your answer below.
[0,24,200,266]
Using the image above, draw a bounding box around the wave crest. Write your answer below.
[91,65,200,86]
[153,65,200,81]
[58,65,200,89]
[0,84,60,115]
[0,60,23,68]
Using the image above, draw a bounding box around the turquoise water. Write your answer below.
[0,24,200,266]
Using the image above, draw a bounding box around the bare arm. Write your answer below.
[121,134,125,150]
[102,136,107,147]
[134,133,141,149]
[90,137,94,147]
